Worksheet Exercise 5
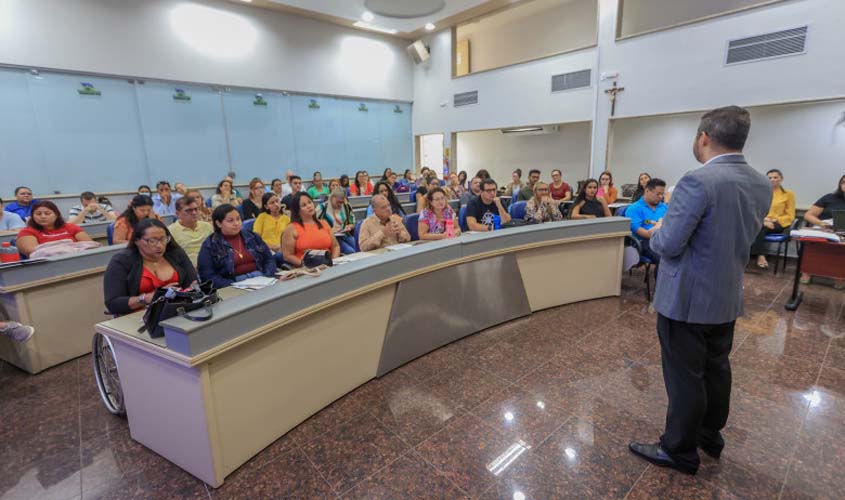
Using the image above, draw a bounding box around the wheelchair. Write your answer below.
[92,331,126,415]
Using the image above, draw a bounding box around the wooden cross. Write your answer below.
[604,81,625,117]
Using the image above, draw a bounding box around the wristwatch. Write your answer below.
[138,293,146,305]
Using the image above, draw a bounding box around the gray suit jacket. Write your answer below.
[651,154,771,324]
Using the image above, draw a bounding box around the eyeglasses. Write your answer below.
[141,236,171,246]
[182,208,199,213]
[483,188,498,193]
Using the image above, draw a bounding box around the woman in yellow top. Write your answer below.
[253,192,290,267]
[752,168,795,269]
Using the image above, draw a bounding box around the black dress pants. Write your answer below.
[657,314,736,472]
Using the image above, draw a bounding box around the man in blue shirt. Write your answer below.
[627,178,668,264]
[0,198,26,231]
[4,186,38,220]
[151,181,182,217]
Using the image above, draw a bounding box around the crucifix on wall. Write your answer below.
[604,81,625,117]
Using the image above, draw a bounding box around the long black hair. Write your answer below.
[27,201,65,231]
[575,179,599,204]
[373,181,406,216]
[288,192,325,229]
[834,174,845,200]
[261,192,281,215]
[211,204,241,234]
[128,218,180,254]
[339,175,350,188]
[119,195,154,230]
[633,172,651,201]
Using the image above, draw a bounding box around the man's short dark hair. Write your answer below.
[290,175,301,183]
[697,105,751,151]
[80,191,96,201]
[481,179,498,191]
[14,186,31,195]
[175,196,196,212]
[528,169,541,177]
[645,178,666,190]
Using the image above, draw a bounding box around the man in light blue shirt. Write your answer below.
[626,178,668,263]
[0,198,26,231]
[152,181,182,217]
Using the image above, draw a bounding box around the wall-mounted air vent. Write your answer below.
[454,91,478,107]
[551,69,591,93]
[726,26,807,65]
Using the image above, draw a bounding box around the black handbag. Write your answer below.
[139,282,220,338]
[303,249,333,268]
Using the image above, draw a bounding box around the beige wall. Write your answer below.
[457,0,597,74]
[457,121,592,187]
[619,0,780,37]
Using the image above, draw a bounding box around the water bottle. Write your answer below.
[492,215,501,230]
[445,217,454,238]
[0,242,21,263]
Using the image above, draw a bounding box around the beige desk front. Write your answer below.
[95,218,629,487]
[0,245,126,373]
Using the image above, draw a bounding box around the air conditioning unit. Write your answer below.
[500,125,560,135]
[407,40,430,64]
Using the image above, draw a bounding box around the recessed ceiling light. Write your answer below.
[362,11,374,22]
[240,0,253,3]
[353,21,397,34]
[425,23,435,31]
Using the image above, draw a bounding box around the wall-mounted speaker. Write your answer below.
[407,40,430,64]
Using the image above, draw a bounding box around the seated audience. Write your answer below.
[16,201,93,257]
[0,321,35,343]
[282,193,340,266]
[225,172,244,199]
[475,169,491,181]
[174,182,188,196]
[359,195,411,251]
[103,218,197,316]
[367,181,407,218]
[318,188,357,254]
[270,178,284,198]
[752,169,795,269]
[5,186,38,220]
[460,176,482,206]
[627,178,668,263]
[152,181,182,216]
[448,173,466,199]
[198,204,276,288]
[211,179,241,208]
[458,171,468,189]
[281,176,304,211]
[381,168,393,183]
[241,178,266,220]
[350,170,374,196]
[137,185,152,197]
[388,172,400,191]
[328,178,341,193]
[416,167,432,187]
[419,188,461,240]
[550,169,572,201]
[307,171,330,199]
[185,188,213,222]
[168,196,213,267]
[631,173,651,203]
[254,192,290,263]
[525,182,564,223]
[68,191,117,224]
[0,199,26,232]
[396,169,413,192]
[339,174,351,192]
[518,169,541,202]
[505,169,524,198]
[802,174,845,286]
[571,178,612,219]
[597,170,618,204]
[466,179,511,231]
[114,195,161,244]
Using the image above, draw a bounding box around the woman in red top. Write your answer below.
[16,201,93,257]
[349,171,374,196]
[549,169,572,201]
[282,192,340,267]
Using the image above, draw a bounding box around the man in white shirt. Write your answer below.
[68,192,117,224]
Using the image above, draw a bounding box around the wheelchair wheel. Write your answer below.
[92,332,126,416]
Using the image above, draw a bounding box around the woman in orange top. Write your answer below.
[597,170,618,204]
[349,171,374,196]
[281,192,340,267]
[113,195,162,244]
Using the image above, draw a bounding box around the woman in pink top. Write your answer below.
[16,201,93,257]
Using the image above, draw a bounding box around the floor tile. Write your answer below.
[343,452,469,500]
[472,385,570,447]
[212,447,334,499]
[625,466,742,500]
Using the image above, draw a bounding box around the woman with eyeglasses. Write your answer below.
[418,187,461,240]
[197,204,276,289]
[524,182,564,223]
[103,218,197,316]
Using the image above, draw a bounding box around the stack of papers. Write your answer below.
[791,229,842,242]
[333,252,378,264]
[385,243,414,251]
[231,276,277,290]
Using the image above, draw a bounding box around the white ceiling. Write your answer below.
[264,0,489,33]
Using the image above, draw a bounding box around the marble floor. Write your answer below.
[2,264,844,500]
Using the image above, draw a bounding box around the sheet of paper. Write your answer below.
[333,252,378,264]
[385,243,414,251]
[791,229,841,242]
[231,277,277,290]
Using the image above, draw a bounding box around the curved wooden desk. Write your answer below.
[95,218,629,487]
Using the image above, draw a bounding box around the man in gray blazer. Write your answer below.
[629,106,771,474]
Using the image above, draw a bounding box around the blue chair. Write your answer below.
[764,233,788,275]
[615,205,628,217]
[205,198,212,208]
[243,218,256,232]
[625,235,656,302]
[404,213,420,241]
[508,201,527,220]
[458,206,469,232]
[409,185,418,202]
[106,223,115,245]
[353,220,363,252]
[236,205,244,219]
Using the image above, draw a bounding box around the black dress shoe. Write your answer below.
[628,442,697,475]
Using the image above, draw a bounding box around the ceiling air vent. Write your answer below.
[454,90,478,107]
[551,69,591,93]
[726,26,807,65]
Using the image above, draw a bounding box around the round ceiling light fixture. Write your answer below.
[361,11,374,22]
[425,23,436,31]
[363,0,446,19]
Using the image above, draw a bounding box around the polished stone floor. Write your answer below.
[2,264,844,499]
